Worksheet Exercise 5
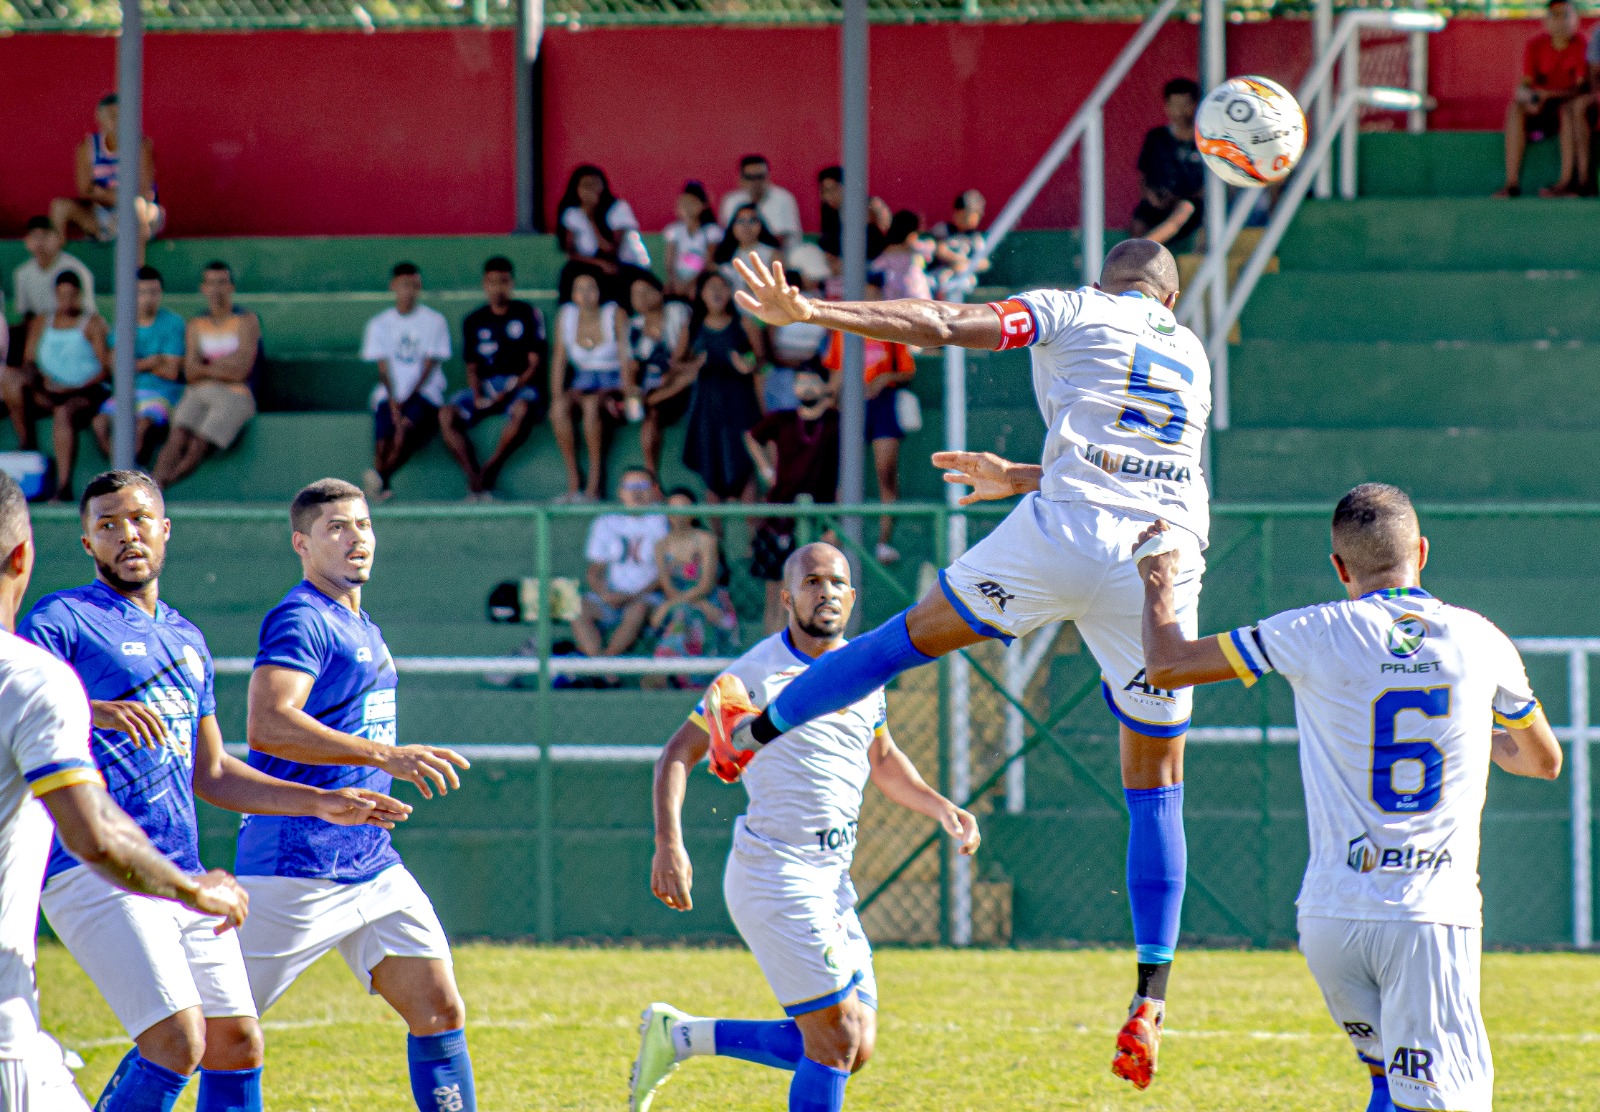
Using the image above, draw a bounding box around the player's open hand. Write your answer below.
[317,786,414,829]
[941,806,982,856]
[1133,520,1182,587]
[932,450,1018,505]
[732,254,813,327]
[92,700,169,749]
[187,868,250,934]
[381,744,471,799]
[651,840,694,912]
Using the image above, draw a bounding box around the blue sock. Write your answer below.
[197,1067,263,1112]
[765,610,934,736]
[94,1048,139,1110]
[1366,1072,1395,1112]
[407,1029,477,1112]
[789,1057,849,1112]
[713,1019,805,1070]
[1126,783,1186,968]
[96,1052,190,1112]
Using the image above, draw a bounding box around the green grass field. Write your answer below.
[38,943,1600,1110]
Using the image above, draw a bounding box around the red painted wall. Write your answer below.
[0,20,1574,238]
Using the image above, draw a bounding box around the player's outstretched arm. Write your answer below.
[248,665,470,799]
[191,714,413,829]
[39,781,249,933]
[868,729,980,856]
[931,451,1043,505]
[733,253,1002,350]
[651,719,709,912]
[1491,711,1563,780]
[1136,520,1240,690]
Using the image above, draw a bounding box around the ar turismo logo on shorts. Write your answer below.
[1385,615,1428,658]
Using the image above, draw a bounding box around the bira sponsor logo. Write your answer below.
[1081,444,1192,484]
[1347,833,1453,874]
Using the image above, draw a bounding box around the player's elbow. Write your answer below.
[1143,659,1185,692]
[1531,742,1563,780]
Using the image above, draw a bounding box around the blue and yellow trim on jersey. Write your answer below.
[24,758,103,797]
[1216,625,1274,688]
[1360,586,1433,601]
[1493,698,1541,729]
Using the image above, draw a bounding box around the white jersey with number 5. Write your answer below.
[988,287,1212,545]
[1218,587,1538,928]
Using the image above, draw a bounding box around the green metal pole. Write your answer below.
[1257,514,1274,947]
[535,510,555,942]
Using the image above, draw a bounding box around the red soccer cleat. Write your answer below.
[704,674,759,783]
[1111,998,1164,1090]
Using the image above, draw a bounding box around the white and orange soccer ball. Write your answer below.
[1195,76,1307,188]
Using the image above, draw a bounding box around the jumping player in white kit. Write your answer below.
[716,241,1209,1087]
[1134,484,1563,1112]
[630,543,980,1112]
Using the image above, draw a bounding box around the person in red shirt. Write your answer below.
[1498,0,1591,197]
[821,276,917,566]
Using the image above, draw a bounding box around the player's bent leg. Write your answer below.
[195,1017,264,1112]
[1299,917,1394,1111]
[94,1009,203,1112]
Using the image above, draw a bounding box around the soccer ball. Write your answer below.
[1195,76,1307,188]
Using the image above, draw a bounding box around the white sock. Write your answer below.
[672,1018,717,1062]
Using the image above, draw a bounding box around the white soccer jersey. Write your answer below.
[988,287,1212,545]
[691,631,886,857]
[1219,588,1538,928]
[0,631,101,1056]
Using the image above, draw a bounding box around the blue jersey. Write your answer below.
[236,581,400,883]
[19,580,215,881]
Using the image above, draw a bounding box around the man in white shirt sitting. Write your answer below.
[720,156,802,250]
[8,217,95,378]
[361,263,451,502]
[571,467,669,666]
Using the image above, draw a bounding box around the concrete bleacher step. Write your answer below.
[1229,339,1600,429]
[1358,131,1568,199]
[1239,270,1600,344]
[1276,198,1600,273]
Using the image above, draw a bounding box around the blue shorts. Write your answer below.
[570,369,622,395]
[374,395,439,443]
[865,388,903,442]
[98,391,174,426]
[449,375,540,427]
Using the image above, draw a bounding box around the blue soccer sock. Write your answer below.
[96,1052,190,1112]
[789,1057,850,1112]
[709,1019,805,1070]
[757,610,934,740]
[1366,1071,1395,1112]
[1125,783,1187,973]
[407,1029,477,1112]
[196,1067,263,1112]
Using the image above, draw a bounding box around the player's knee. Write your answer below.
[850,1008,877,1073]
[417,987,467,1034]
[138,1010,207,1075]
[201,1017,265,1071]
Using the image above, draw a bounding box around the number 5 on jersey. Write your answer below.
[1118,344,1194,446]
[1371,687,1449,814]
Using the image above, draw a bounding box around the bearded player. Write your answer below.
[631,543,979,1112]
[718,241,1208,1087]
[1135,484,1562,1112]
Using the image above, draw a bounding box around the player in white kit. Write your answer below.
[630,543,980,1112]
[0,471,249,1112]
[719,242,1209,1087]
[1134,484,1563,1112]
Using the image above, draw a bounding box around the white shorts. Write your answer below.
[1299,916,1492,1112]
[723,820,878,1017]
[237,865,451,1014]
[0,1034,93,1112]
[40,866,257,1040]
[941,494,1204,736]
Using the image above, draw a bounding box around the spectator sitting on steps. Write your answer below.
[51,93,166,250]
[571,466,670,668]
[1130,78,1205,247]
[15,271,107,503]
[719,155,802,251]
[1497,0,1591,198]
[93,264,186,464]
[361,262,451,503]
[10,217,96,371]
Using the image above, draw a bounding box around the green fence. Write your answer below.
[34,498,1583,949]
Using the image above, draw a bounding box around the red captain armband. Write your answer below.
[988,298,1037,351]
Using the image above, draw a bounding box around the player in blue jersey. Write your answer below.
[20,470,411,1112]
[240,478,476,1112]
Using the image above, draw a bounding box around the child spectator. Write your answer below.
[624,274,694,480]
[683,271,765,514]
[441,256,547,502]
[744,366,840,632]
[92,264,185,464]
[651,487,740,680]
[550,272,628,504]
[873,210,934,301]
[718,155,802,249]
[51,93,165,248]
[556,164,653,304]
[1497,0,1591,197]
[571,466,668,663]
[823,276,915,564]
[929,189,992,300]
[151,261,261,491]
[662,182,724,300]
[9,218,96,369]
[716,204,782,301]
[1131,78,1206,246]
[360,262,450,502]
[15,271,107,502]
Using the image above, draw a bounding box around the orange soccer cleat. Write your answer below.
[1111,998,1164,1090]
[704,674,759,783]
